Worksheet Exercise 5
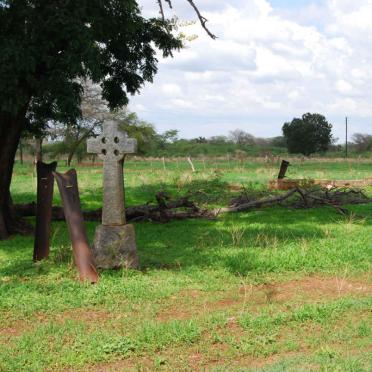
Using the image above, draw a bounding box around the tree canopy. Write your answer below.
[0,0,211,238]
[282,113,333,156]
[0,0,182,128]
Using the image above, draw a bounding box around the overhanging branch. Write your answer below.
[185,0,217,39]
[157,0,165,20]
[156,0,217,39]
[164,0,173,9]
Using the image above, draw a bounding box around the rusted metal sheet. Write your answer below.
[33,161,57,261]
[278,160,290,179]
[54,169,99,283]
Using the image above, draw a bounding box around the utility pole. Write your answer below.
[345,117,348,158]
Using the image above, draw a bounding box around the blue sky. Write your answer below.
[132,0,372,140]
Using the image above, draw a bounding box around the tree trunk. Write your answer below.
[67,151,74,167]
[34,137,43,163]
[0,110,28,239]
[67,133,92,167]
[19,139,24,165]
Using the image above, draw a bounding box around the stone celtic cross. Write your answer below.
[87,120,137,226]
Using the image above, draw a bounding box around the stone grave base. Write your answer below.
[92,224,138,269]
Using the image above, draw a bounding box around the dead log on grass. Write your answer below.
[217,186,371,217]
[214,189,298,214]
[15,193,211,223]
[14,187,372,222]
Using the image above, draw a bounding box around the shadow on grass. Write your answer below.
[2,179,372,281]
[136,207,368,276]
[11,173,231,209]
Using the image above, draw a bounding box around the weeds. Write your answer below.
[1,160,371,371]
[230,226,246,247]
[51,244,72,265]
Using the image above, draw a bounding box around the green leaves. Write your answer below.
[282,113,333,156]
[0,0,181,124]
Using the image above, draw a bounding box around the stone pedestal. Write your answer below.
[92,224,138,269]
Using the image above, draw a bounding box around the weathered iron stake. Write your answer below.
[33,161,57,261]
[54,169,99,283]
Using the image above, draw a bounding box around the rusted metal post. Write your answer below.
[54,169,99,283]
[33,161,57,261]
[278,160,290,179]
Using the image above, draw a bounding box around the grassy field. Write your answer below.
[1,158,372,371]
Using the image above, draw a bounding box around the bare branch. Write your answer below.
[185,0,217,39]
[155,0,216,39]
[157,0,165,20]
[164,0,173,9]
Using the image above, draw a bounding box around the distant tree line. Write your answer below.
[17,110,372,164]
[350,133,372,153]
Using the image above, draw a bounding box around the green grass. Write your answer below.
[1,158,371,371]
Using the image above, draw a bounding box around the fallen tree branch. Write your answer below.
[222,186,372,217]
[214,189,298,214]
[15,194,211,223]
[14,187,372,223]
[303,193,349,216]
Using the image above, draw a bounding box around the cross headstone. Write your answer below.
[87,120,136,225]
[87,120,138,269]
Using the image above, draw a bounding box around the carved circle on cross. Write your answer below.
[87,120,137,161]
[98,133,126,161]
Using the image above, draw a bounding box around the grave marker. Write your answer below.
[87,120,138,269]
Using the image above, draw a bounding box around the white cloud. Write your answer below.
[336,80,353,94]
[161,83,182,96]
[131,0,372,139]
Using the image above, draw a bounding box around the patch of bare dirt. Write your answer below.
[206,351,306,370]
[0,324,28,339]
[55,309,114,324]
[156,276,372,321]
[177,289,204,299]
[88,343,372,372]
[0,313,33,341]
[88,344,306,371]
[264,276,372,302]
[0,308,117,342]
[87,356,154,372]
[85,279,372,372]
[157,289,204,321]
[209,345,372,371]
[188,352,204,369]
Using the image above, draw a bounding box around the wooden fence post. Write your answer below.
[187,157,196,172]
